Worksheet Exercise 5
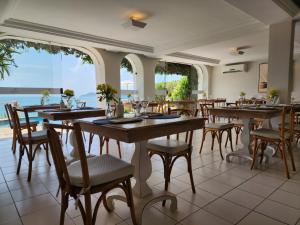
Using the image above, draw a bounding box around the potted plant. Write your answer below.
[267,88,279,104]
[96,83,118,117]
[62,89,75,108]
[40,90,50,105]
[240,91,246,100]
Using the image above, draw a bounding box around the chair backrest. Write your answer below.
[46,124,72,190]
[199,102,214,122]
[13,108,33,142]
[4,104,14,129]
[167,108,198,145]
[281,106,294,141]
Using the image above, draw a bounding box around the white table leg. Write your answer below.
[226,118,253,162]
[69,129,80,158]
[106,140,177,225]
[131,141,152,197]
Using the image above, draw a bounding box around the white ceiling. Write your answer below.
[0,0,299,65]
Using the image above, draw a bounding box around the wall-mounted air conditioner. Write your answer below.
[222,63,247,74]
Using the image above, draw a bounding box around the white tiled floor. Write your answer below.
[0,129,300,225]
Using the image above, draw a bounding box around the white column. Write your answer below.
[268,20,294,103]
[140,56,158,100]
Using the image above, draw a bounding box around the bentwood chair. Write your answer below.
[199,103,234,160]
[46,123,137,225]
[5,104,38,154]
[11,106,51,181]
[250,107,296,178]
[147,108,199,196]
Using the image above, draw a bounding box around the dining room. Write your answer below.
[1,1,300,225]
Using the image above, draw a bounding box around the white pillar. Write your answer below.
[268,20,294,103]
[140,56,158,100]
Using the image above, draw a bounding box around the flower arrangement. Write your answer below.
[62,89,75,108]
[96,84,118,103]
[240,91,246,97]
[203,91,207,98]
[267,88,279,101]
[40,90,50,105]
[63,89,74,97]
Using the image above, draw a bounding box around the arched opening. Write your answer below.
[154,61,201,100]
[120,53,144,100]
[193,64,209,98]
[0,38,103,121]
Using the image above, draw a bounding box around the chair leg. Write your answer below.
[187,152,196,193]
[88,133,94,153]
[287,142,296,171]
[16,144,24,174]
[217,131,224,160]
[82,131,86,142]
[27,144,33,181]
[235,127,241,145]
[60,192,69,225]
[211,131,216,151]
[65,129,69,144]
[117,141,122,158]
[125,178,138,225]
[280,142,290,179]
[224,134,229,148]
[105,138,109,154]
[199,129,206,154]
[100,136,104,155]
[12,128,17,154]
[45,142,51,166]
[250,138,258,170]
[163,156,171,207]
[84,194,93,225]
[227,129,234,152]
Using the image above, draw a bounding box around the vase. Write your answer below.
[106,102,113,118]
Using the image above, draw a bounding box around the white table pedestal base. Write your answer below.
[106,190,177,225]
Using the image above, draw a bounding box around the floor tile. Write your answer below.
[280,181,300,196]
[154,197,199,221]
[15,193,58,216]
[238,211,286,225]
[212,173,246,187]
[180,209,232,225]
[223,189,264,209]
[0,192,13,208]
[0,204,20,224]
[269,189,300,209]
[197,180,233,196]
[238,180,277,197]
[204,198,250,224]
[21,205,75,225]
[178,188,218,208]
[255,199,300,225]
[250,174,285,188]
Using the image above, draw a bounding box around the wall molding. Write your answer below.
[167,52,220,64]
[1,18,154,53]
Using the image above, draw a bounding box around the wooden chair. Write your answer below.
[199,103,234,160]
[11,106,51,181]
[46,123,137,225]
[250,107,296,178]
[147,108,199,197]
[5,104,38,154]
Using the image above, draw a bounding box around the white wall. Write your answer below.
[210,61,265,102]
[210,59,300,102]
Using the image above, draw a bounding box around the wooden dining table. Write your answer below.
[37,108,106,158]
[209,106,282,163]
[78,116,205,224]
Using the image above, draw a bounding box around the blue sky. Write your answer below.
[0,47,182,96]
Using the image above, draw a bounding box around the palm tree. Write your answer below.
[0,42,17,79]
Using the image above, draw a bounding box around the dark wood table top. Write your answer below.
[78,117,205,143]
[18,104,61,112]
[37,108,106,121]
[209,107,282,119]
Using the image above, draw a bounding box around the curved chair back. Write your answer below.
[46,124,72,190]
[4,104,14,129]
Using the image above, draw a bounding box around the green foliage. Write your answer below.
[96,83,118,102]
[0,42,18,79]
[63,89,74,97]
[268,88,279,99]
[41,90,50,97]
[172,76,191,100]
[240,91,246,97]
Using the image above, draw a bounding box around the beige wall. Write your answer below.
[210,59,300,102]
[210,61,265,102]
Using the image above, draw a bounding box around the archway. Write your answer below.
[193,64,209,98]
[120,53,144,100]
